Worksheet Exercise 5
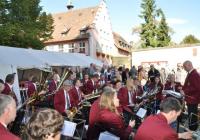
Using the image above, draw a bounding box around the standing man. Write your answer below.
[148,64,160,82]
[26,75,37,98]
[1,73,18,103]
[85,73,99,95]
[0,94,20,140]
[135,97,192,140]
[54,80,75,116]
[69,79,83,107]
[181,60,200,131]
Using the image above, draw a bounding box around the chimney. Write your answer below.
[67,0,74,10]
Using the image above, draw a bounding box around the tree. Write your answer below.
[0,0,8,24]
[138,0,172,48]
[156,9,171,47]
[181,35,200,44]
[0,0,53,49]
[139,0,158,48]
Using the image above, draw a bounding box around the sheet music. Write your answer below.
[61,120,77,137]
[136,108,147,118]
[84,125,88,131]
[157,110,160,114]
[99,131,120,140]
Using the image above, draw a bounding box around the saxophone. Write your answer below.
[141,86,161,103]
[66,107,82,121]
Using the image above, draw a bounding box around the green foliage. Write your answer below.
[0,0,53,49]
[0,0,8,24]
[181,34,200,44]
[140,0,157,48]
[139,0,171,48]
[156,9,171,47]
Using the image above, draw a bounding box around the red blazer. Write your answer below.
[0,123,20,140]
[48,80,57,101]
[81,81,87,95]
[89,98,100,127]
[48,80,57,92]
[135,113,178,140]
[87,98,101,140]
[87,98,130,140]
[54,89,75,114]
[2,83,11,95]
[82,79,88,85]
[69,87,82,107]
[164,81,182,93]
[1,83,17,103]
[118,87,136,106]
[26,81,36,97]
[183,69,200,104]
[98,109,132,140]
[84,79,96,95]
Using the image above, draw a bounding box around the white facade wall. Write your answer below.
[132,46,200,69]
[46,45,59,52]
[46,41,89,54]
[92,1,118,56]
[45,1,120,64]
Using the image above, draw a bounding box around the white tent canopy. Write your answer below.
[0,46,49,69]
[25,49,102,67]
[0,46,103,68]
[26,49,77,67]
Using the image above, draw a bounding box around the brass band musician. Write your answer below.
[1,73,18,104]
[54,80,74,117]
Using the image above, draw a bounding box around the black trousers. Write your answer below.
[187,104,198,131]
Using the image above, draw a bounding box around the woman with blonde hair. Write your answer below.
[97,87,135,140]
[25,108,64,140]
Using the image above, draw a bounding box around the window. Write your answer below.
[58,44,64,52]
[79,42,85,53]
[68,43,74,53]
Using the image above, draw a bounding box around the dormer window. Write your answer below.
[61,27,71,35]
[80,25,89,34]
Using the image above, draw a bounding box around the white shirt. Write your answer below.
[0,122,7,128]
[91,80,95,86]
[64,90,71,110]
[33,83,37,91]
[75,86,81,101]
[128,91,134,105]
[188,68,194,74]
[7,83,13,91]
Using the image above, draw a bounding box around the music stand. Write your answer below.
[99,131,120,140]
[188,113,200,129]
[61,117,86,140]
[136,108,147,119]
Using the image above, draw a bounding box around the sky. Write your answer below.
[40,0,200,43]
